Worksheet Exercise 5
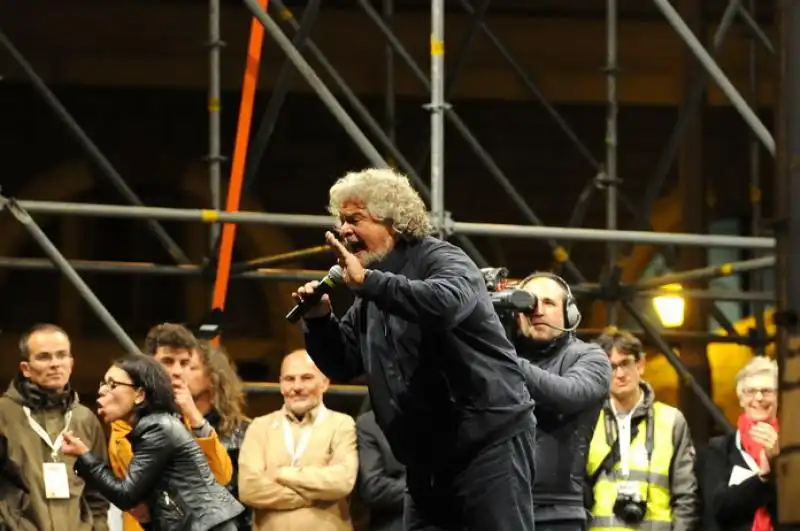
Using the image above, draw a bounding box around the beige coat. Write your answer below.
[238,404,358,531]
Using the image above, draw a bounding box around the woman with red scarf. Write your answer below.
[699,356,780,531]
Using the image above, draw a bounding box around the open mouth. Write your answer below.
[345,239,367,253]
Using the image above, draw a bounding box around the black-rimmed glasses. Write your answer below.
[100,378,137,391]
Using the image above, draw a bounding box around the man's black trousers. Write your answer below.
[402,428,536,531]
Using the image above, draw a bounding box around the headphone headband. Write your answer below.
[518,271,581,329]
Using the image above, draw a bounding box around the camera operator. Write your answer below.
[510,272,611,531]
[587,328,698,531]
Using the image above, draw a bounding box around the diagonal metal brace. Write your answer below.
[0,193,139,354]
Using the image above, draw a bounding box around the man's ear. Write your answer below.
[19,361,30,379]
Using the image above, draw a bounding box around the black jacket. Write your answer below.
[206,411,251,531]
[357,411,405,531]
[698,433,779,531]
[304,236,535,470]
[517,334,610,521]
[75,413,244,531]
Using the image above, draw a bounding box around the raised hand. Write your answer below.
[325,231,366,287]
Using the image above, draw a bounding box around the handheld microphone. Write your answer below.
[285,265,344,323]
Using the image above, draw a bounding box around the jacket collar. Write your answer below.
[370,237,421,274]
[282,402,325,426]
[515,331,573,361]
[6,373,76,413]
[605,381,655,420]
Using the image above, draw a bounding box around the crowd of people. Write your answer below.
[0,167,783,531]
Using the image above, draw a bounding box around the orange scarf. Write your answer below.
[737,413,778,531]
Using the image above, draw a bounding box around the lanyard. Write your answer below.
[282,406,327,466]
[603,403,655,479]
[23,406,73,462]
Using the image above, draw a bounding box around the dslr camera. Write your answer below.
[481,267,538,335]
[612,482,647,524]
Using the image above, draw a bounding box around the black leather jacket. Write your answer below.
[206,410,251,530]
[75,412,244,531]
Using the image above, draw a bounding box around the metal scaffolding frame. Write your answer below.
[0,0,787,444]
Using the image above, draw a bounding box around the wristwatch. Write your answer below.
[191,419,209,433]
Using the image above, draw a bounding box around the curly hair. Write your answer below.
[198,342,248,437]
[328,168,433,238]
[112,354,180,417]
[143,323,198,356]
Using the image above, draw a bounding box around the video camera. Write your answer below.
[481,267,538,322]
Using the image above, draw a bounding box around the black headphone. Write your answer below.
[519,272,582,331]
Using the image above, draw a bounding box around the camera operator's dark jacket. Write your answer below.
[304,236,535,471]
[516,333,611,523]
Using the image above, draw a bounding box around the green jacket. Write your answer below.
[0,378,109,531]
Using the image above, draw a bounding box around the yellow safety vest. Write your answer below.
[586,401,676,531]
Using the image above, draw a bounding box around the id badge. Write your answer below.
[43,462,70,499]
[617,481,639,497]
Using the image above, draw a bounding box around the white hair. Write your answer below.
[735,356,778,398]
[328,168,433,238]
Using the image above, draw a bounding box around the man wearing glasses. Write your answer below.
[587,328,698,531]
[513,272,611,531]
[0,323,109,531]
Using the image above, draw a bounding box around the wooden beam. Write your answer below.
[0,0,776,105]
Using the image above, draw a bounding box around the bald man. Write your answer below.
[513,273,611,531]
[238,350,358,531]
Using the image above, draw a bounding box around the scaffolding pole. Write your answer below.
[241,0,388,169]
[429,0,446,237]
[414,0,493,174]
[0,28,191,266]
[248,0,489,265]
[208,0,224,246]
[383,0,396,150]
[0,257,326,281]
[14,199,780,249]
[619,0,739,251]
[652,0,775,155]
[240,0,322,197]
[244,382,367,397]
[746,0,767,354]
[356,0,588,283]
[605,0,620,324]
[634,256,775,290]
[570,283,775,303]
[0,256,775,305]
[621,299,733,433]
[0,196,139,354]
[5,199,770,248]
[776,0,800,522]
[577,328,773,345]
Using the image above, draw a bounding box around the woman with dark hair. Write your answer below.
[60,355,244,531]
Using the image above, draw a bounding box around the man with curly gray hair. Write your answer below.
[293,168,536,531]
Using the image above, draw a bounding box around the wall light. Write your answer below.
[653,283,685,328]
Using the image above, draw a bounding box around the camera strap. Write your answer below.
[590,404,655,486]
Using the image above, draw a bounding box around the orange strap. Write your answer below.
[211,0,270,342]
